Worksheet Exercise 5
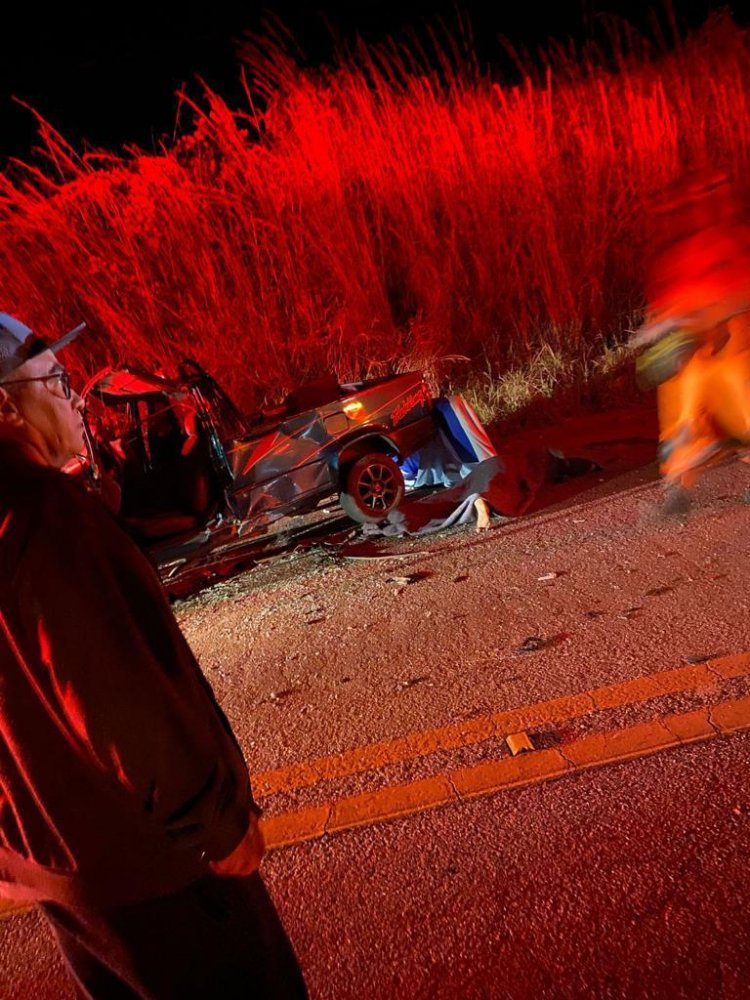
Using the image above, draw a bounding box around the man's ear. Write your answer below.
[0,386,24,426]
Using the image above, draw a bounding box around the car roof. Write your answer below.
[85,367,180,403]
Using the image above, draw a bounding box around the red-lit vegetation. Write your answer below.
[0,13,748,413]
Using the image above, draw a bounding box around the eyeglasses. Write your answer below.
[1,370,73,400]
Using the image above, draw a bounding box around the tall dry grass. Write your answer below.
[0,12,749,411]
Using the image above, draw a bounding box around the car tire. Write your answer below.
[339,452,405,523]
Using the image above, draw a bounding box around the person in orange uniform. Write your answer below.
[632,169,750,512]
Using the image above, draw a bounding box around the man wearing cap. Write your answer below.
[0,313,307,998]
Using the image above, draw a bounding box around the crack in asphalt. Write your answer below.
[557,746,578,769]
[446,775,463,802]
[661,715,695,744]
[650,719,675,742]
[706,706,723,736]
[705,662,725,684]
[319,803,334,837]
[583,692,598,714]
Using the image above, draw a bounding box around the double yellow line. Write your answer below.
[2,652,749,921]
[258,651,750,849]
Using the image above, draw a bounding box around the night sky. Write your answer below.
[0,2,730,162]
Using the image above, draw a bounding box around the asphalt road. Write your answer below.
[2,410,750,999]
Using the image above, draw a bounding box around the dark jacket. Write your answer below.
[0,445,258,911]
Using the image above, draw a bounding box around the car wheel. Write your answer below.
[339,452,405,523]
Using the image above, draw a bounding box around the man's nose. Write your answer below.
[72,390,85,413]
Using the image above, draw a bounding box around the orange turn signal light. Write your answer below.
[343,400,365,419]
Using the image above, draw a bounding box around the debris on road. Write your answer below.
[618,606,643,620]
[514,634,569,654]
[268,688,299,704]
[506,732,535,756]
[396,675,432,691]
[515,636,547,653]
[385,572,432,586]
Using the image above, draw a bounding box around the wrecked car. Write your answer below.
[81,360,435,589]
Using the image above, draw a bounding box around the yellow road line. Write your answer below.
[260,692,750,849]
[253,652,749,797]
[2,657,748,924]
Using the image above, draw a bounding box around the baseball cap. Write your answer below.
[0,313,86,378]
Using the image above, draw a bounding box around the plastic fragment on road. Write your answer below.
[513,633,571,655]
[506,731,535,756]
[385,572,431,585]
[618,606,643,620]
[515,635,547,654]
[397,676,432,691]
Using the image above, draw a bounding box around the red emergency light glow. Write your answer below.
[0,14,748,412]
